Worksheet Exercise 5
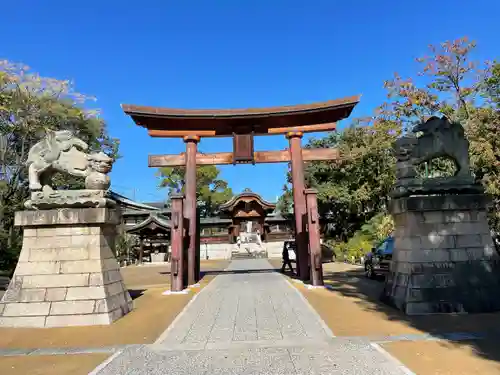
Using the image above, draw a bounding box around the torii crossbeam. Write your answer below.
[122,95,360,289]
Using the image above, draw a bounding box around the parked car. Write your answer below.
[364,236,393,279]
[282,240,335,263]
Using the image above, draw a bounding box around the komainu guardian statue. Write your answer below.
[391,116,482,198]
[25,130,115,209]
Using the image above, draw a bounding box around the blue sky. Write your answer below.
[2,0,498,203]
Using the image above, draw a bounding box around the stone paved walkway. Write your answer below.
[91,259,413,374]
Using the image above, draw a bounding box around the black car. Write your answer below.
[282,240,335,263]
[364,236,393,279]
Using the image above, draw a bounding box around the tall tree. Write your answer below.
[157,165,233,217]
[276,184,293,214]
[381,37,500,227]
[468,61,500,229]
[0,60,119,271]
[303,119,400,241]
[297,37,499,246]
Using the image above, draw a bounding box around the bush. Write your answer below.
[360,213,394,243]
[345,233,372,259]
[327,233,372,262]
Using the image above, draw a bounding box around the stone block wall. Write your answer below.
[381,194,500,315]
[0,208,133,327]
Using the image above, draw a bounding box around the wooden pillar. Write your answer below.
[138,236,144,265]
[195,207,201,282]
[286,131,309,281]
[183,135,199,286]
[305,188,324,286]
[170,194,184,292]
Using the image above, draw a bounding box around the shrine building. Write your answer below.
[111,189,296,263]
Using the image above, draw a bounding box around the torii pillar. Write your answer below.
[305,188,324,286]
[183,135,199,286]
[287,131,309,281]
[170,194,185,291]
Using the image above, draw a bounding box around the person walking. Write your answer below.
[281,242,295,274]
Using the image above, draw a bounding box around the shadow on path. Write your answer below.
[321,265,500,365]
[157,260,283,278]
[127,289,145,300]
[200,268,280,277]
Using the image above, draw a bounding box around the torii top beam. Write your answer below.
[121,95,360,138]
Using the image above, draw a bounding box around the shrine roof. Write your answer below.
[121,95,360,137]
[126,213,171,235]
[219,191,276,213]
[109,191,161,211]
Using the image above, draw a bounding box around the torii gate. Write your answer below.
[122,95,359,291]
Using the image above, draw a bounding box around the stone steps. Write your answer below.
[231,252,256,260]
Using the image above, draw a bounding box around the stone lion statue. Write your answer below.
[391,116,478,197]
[410,116,471,178]
[27,130,114,191]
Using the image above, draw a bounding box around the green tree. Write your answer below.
[381,37,500,229]
[468,61,500,230]
[345,232,373,260]
[0,60,119,271]
[157,165,233,217]
[276,184,293,214]
[298,37,499,246]
[303,118,400,241]
[481,61,499,106]
[360,213,394,244]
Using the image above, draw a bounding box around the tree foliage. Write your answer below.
[359,213,394,244]
[157,165,233,217]
[276,184,293,214]
[304,119,399,241]
[0,60,119,271]
[280,37,499,259]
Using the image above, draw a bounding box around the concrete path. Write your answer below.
[91,259,413,374]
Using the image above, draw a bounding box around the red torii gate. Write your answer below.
[122,95,359,290]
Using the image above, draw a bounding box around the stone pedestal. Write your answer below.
[0,208,133,327]
[381,193,500,315]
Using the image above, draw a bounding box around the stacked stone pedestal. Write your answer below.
[0,208,133,327]
[382,193,500,315]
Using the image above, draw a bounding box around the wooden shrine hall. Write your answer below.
[122,95,360,291]
[219,189,277,243]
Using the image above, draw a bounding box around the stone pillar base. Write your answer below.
[0,208,133,327]
[381,194,500,315]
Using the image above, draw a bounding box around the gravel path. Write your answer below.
[91,259,413,374]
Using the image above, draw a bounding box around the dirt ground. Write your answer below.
[0,354,110,375]
[383,340,500,375]
[0,259,230,375]
[0,259,229,349]
[297,262,500,374]
[120,259,230,288]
